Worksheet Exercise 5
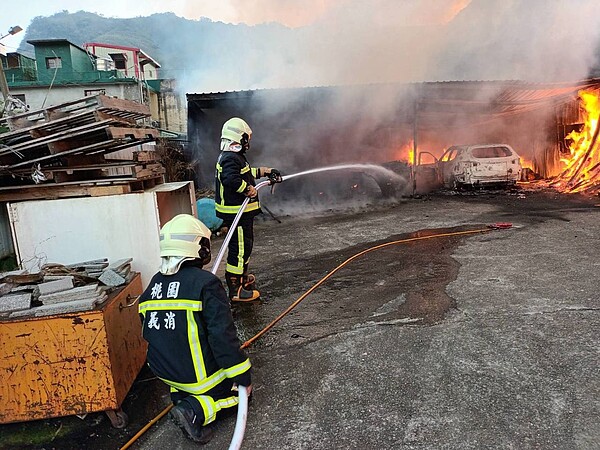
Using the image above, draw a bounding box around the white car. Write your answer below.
[434,144,522,189]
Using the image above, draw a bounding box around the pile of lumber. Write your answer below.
[0,257,134,319]
[0,95,164,199]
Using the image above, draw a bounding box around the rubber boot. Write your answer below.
[225,272,260,302]
[243,273,257,291]
[169,401,214,444]
[242,264,257,291]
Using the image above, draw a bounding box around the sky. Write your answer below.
[0,1,214,52]
[0,0,342,51]
[3,0,600,90]
[1,0,469,52]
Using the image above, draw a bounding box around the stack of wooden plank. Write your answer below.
[0,95,163,200]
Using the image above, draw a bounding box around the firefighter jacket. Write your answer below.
[138,265,251,394]
[215,150,262,221]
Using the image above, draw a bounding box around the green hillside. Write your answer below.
[18,11,292,88]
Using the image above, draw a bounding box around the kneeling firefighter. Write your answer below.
[215,117,282,302]
[138,214,252,444]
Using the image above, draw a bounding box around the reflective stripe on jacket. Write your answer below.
[138,266,251,393]
[215,150,261,220]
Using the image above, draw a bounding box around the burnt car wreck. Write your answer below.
[417,143,522,190]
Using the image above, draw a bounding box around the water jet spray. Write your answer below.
[214,163,404,450]
[212,163,403,272]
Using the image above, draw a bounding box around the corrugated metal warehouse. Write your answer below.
[187,79,600,189]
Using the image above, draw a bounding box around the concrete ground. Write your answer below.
[2,183,598,449]
[135,185,600,450]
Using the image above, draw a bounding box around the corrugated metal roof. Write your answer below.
[188,78,600,112]
[188,78,599,96]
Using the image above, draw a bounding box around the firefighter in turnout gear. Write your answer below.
[215,117,282,302]
[138,214,252,444]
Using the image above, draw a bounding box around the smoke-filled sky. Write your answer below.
[1,0,470,39]
[4,0,600,92]
[171,0,600,92]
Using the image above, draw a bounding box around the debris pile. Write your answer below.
[0,257,134,319]
[0,95,164,200]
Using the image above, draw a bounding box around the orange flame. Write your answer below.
[394,142,414,163]
[521,159,534,170]
[553,90,600,193]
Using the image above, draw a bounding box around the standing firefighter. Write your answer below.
[138,214,252,444]
[215,117,281,302]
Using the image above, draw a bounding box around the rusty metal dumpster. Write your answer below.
[0,273,146,427]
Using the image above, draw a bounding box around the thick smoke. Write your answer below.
[173,0,600,92]
[171,0,600,202]
[183,0,334,28]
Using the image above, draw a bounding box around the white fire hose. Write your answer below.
[227,385,249,450]
[211,178,273,450]
[211,179,272,274]
[213,165,387,449]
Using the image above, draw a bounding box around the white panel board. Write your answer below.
[9,192,162,286]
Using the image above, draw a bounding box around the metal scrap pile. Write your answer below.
[0,257,134,319]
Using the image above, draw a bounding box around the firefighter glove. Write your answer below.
[244,184,258,197]
[268,168,283,183]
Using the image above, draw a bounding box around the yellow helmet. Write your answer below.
[221,117,252,144]
[159,214,211,260]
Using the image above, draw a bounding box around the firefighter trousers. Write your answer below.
[170,381,239,426]
[223,216,254,275]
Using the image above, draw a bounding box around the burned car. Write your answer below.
[430,144,522,189]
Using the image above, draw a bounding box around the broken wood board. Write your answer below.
[0,182,132,201]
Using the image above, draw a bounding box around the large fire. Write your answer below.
[552,90,600,193]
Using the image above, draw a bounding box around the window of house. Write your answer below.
[84,89,106,97]
[45,57,62,69]
[7,54,20,69]
[109,53,127,70]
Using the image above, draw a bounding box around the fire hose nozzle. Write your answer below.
[268,170,283,184]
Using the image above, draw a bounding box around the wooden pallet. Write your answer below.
[0,123,158,167]
[0,175,165,202]
[0,95,151,132]
[0,95,161,194]
[46,162,164,183]
[0,95,157,164]
[4,160,165,184]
